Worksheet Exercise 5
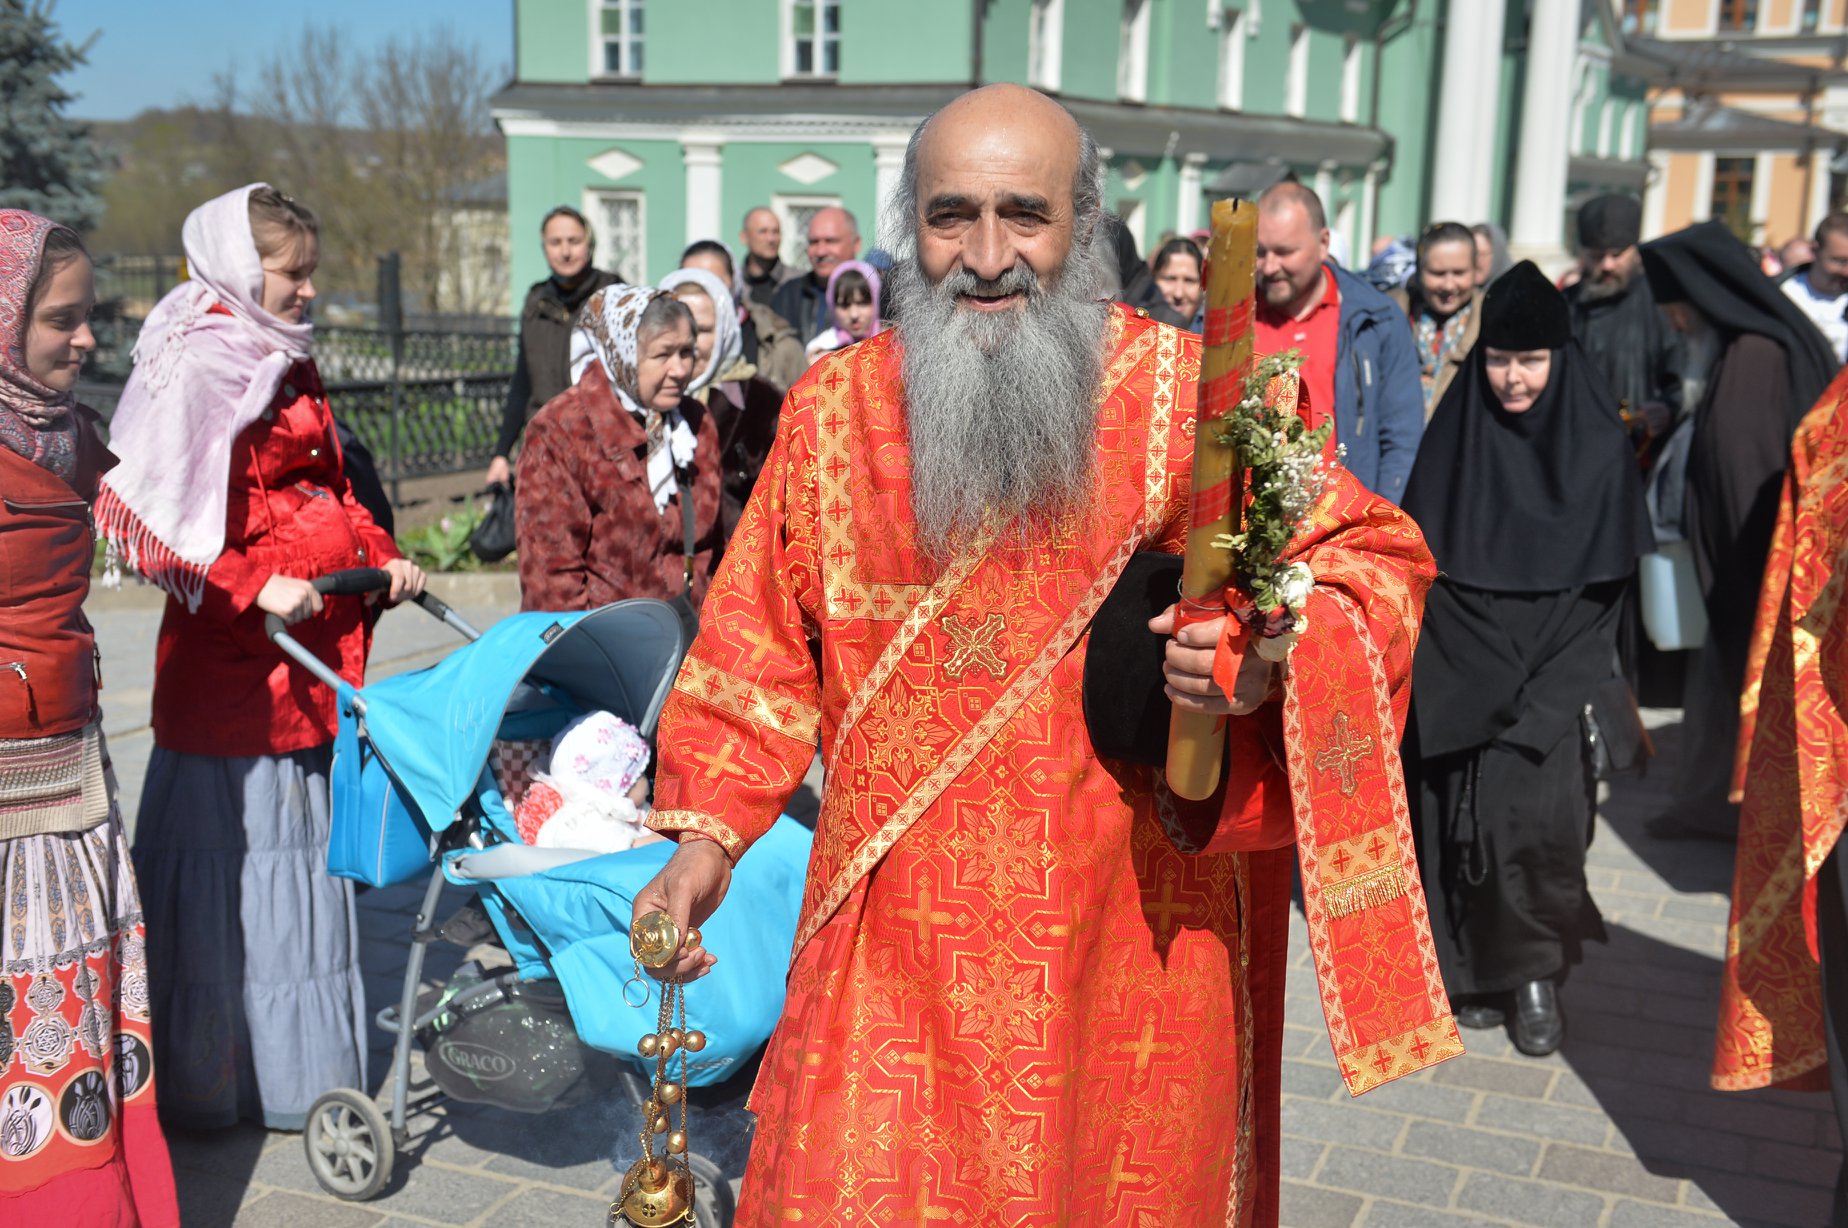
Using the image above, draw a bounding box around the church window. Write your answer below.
[586,189,647,284]
[1029,0,1064,91]
[1620,0,1658,36]
[1803,0,1823,32]
[1711,157,1756,240]
[787,0,841,78]
[1217,7,1245,111]
[596,0,644,78]
[1717,0,1758,32]
[1118,0,1150,102]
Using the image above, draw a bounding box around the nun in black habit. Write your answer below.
[1403,262,1654,1057]
[1637,222,1839,839]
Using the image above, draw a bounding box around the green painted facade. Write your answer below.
[495,1,1656,311]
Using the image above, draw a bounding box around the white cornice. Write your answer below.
[497,114,924,143]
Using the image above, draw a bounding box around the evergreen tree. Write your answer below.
[0,0,103,230]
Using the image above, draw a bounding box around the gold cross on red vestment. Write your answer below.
[1314,711,1375,798]
[942,612,1008,680]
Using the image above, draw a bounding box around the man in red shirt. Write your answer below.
[1253,182,1425,503]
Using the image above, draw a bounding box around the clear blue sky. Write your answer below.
[62,0,513,121]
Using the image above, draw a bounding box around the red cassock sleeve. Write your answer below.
[648,386,825,862]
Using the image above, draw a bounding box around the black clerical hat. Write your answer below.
[1577,194,1642,250]
[1478,260,1570,351]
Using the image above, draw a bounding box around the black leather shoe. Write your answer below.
[1512,981,1564,1056]
[1452,997,1505,1030]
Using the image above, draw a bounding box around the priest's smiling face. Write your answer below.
[889,84,1115,555]
[911,87,1083,317]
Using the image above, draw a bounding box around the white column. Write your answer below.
[872,133,911,249]
[1177,153,1207,235]
[1430,0,1507,224]
[1508,0,1580,272]
[1360,161,1381,255]
[682,134,724,249]
[1811,149,1833,237]
[1642,149,1671,241]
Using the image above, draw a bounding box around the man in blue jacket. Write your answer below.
[1255,182,1424,503]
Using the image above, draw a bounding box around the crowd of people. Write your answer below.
[6,77,1848,1225]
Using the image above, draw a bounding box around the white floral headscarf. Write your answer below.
[573,282,696,511]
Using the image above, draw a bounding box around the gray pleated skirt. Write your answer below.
[131,743,365,1131]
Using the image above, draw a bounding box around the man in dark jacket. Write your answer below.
[1565,194,1680,445]
[1254,182,1424,503]
[771,206,860,345]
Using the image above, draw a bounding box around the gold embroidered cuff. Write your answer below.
[647,809,748,863]
[676,658,822,745]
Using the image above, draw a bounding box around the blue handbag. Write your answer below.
[328,713,433,887]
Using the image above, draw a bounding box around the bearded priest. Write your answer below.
[633,84,1461,1226]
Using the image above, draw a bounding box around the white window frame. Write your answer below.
[1118,0,1150,103]
[783,0,841,80]
[771,192,843,273]
[1028,0,1065,92]
[1217,7,1245,111]
[583,188,648,285]
[590,0,645,80]
[1285,24,1309,118]
[1339,33,1361,123]
[1597,97,1616,158]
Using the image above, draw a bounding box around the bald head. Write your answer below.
[1258,181,1326,232]
[806,206,859,280]
[1255,180,1331,317]
[896,84,1101,299]
[740,205,782,267]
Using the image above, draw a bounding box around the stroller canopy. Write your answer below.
[346,601,683,833]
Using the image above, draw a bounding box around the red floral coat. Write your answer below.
[150,358,401,757]
[515,362,722,612]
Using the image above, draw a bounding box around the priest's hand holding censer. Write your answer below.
[612,868,723,1228]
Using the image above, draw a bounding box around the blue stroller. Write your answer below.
[266,570,810,1223]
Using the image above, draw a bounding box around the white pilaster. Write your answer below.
[1508,0,1579,273]
[1431,0,1508,223]
[682,134,724,249]
[1360,161,1381,255]
[1643,149,1671,241]
[872,133,911,248]
[1811,149,1833,237]
[1177,153,1207,235]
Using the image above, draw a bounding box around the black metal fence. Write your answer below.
[80,253,518,500]
[82,328,515,498]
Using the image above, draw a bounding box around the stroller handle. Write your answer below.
[266,568,485,699]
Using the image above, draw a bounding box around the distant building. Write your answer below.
[490,1,1655,303]
[1628,0,1848,247]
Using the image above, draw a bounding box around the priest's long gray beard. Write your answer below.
[892,239,1114,557]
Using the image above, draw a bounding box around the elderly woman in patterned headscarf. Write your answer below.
[515,284,723,618]
[0,209,179,1225]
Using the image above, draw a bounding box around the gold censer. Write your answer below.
[611,912,708,1228]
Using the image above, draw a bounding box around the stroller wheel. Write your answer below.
[303,1087,395,1201]
[689,1151,736,1227]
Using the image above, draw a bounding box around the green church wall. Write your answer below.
[517,0,587,83]
[839,0,974,84]
[645,1,780,84]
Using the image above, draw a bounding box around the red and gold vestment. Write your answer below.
[652,307,1461,1225]
[1716,371,1848,1092]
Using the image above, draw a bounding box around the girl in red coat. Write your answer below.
[0,211,179,1225]
[97,185,425,1131]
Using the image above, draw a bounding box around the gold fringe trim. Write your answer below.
[1321,865,1407,920]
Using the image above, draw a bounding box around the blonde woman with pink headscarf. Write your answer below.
[98,184,424,1133]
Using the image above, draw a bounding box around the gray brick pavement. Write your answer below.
[85,580,1843,1227]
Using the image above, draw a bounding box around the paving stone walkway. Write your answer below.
[86,581,1842,1226]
